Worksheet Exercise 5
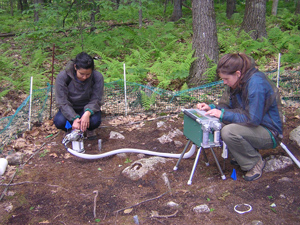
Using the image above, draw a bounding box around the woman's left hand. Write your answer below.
[205,109,222,118]
[80,111,91,132]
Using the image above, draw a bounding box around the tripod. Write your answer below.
[174,140,226,185]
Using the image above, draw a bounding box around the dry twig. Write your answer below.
[114,191,169,213]
[0,181,70,192]
[93,190,99,218]
[150,210,178,218]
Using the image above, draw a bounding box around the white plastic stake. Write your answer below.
[277,53,281,88]
[0,158,8,176]
[28,76,33,130]
[123,63,128,116]
[280,142,300,169]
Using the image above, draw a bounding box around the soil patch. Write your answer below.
[0,107,300,225]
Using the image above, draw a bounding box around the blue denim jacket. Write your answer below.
[211,70,283,141]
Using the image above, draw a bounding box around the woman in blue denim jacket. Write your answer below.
[197,53,283,181]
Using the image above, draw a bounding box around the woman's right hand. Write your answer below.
[196,103,211,111]
[72,118,81,130]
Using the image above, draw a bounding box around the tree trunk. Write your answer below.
[296,0,300,14]
[240,0,267,40]
[170,0,182,21]
[23,0,29,10]
[34,0,44,22]
[188,0,219,87]
[271,0,278,16]
[34,0,39,22]
[10,0,14,16]
[18,0,23,12]
[139,0,142,28]
[90,0,100,32]
[226,0,236,19]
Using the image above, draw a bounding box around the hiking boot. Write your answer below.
[86,129,97,140]
[244,158,266,181]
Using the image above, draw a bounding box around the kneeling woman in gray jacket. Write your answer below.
[54,52,104,139]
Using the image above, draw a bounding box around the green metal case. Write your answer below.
[183,109,219,147]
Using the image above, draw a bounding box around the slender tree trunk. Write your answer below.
[170,0,182,21]
[272,0,278,15]
[34,0,39,22]
[164,0,169,15]
[23,0,29,10]
[240,0,267,40]
[63,1,75,28]
[296,0,300,14]
[90,0,100,32]
[139,0,142,28]
[10,0,14,16]
[226,0,236,19]
[188,0,219,87]
[116,0,120,9]
[34,0,44,22]
[18,0,23,12]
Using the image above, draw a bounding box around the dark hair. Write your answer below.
[216,53,254,77]
[74,52,94,70]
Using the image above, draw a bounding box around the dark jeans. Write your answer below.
[53,109,101,132]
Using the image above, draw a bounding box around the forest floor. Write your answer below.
[0,102,300,224]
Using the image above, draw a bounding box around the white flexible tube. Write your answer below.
[280,142,300,169]
[67,144,196,160]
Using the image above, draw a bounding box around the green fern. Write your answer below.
[140,90,157,110]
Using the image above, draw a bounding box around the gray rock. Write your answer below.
[251,220,263,225]
[264,155,293,172]
[193,204,210,213]
[166,201,180,208]
[158,134,173,144]
[157,121,166,129]
[122,157,172,180]
[6,152,24,165]
[109,131,125,139]
[137,153,145,159]
[279,194,286,199]
[174,140,184,147]
[116,153,127,158]
[289,126,300,147]
[278,177,293,182]
[158,129,184,144]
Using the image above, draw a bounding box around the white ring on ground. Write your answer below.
[234,203,252,214]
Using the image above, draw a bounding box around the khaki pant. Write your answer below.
[221,124,274,171]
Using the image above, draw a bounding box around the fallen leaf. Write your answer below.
[124,208,133,214]
[150,210,159,217]
[49,153,58,158]
[218,190,230,201]
[64,153,71,159]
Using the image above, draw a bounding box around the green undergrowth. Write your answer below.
[0,1,299,97]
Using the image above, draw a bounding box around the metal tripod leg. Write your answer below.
[202,149,210,166]
[173,140,191,171]
[210,147,226,180]
[187,146,202,185]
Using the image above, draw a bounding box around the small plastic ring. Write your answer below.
[234,203,252,214]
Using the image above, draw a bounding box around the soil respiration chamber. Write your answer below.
[174,109,227,185]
